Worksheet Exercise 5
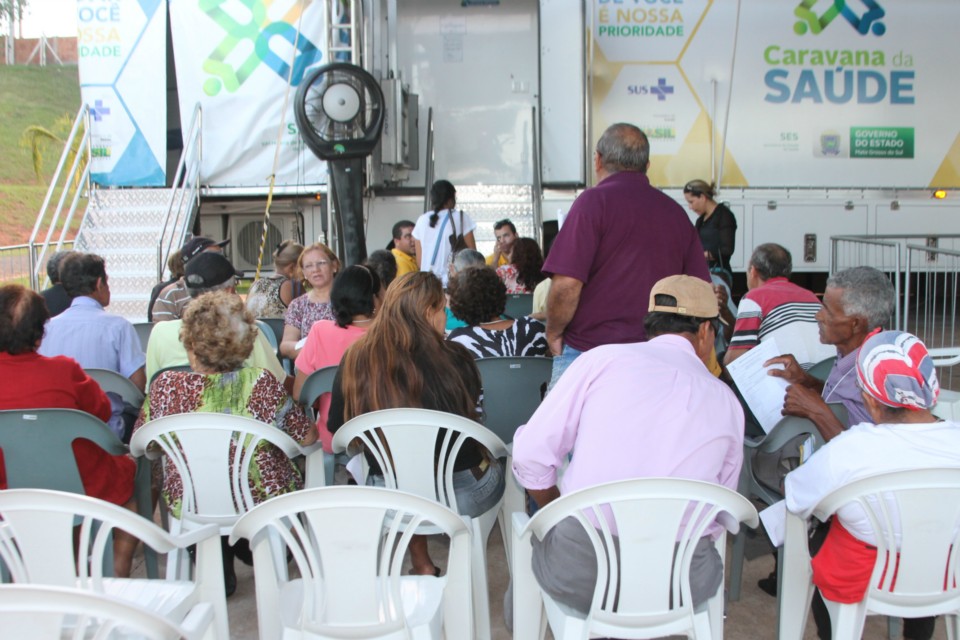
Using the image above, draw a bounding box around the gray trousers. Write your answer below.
[505,516,722,630]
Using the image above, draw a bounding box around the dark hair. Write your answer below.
[331,265,382,328]
[448,266,506,326]
[683,179,716,200]
[494,219,517,235]
[511,237,545,290]
[363,250,397,290]
[391,220,415,240]
[643,294,708,338]
[45,250,73,284]
[59,252,107,299]
[428,180,456,228]
[0,284,49,354]
[596,123,650,174]
[339,272,480,423]
[750,243,793,280]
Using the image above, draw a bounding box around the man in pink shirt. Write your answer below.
[509,275,744,619]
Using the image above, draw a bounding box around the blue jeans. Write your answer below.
[367,458,505,518]
[547,344,583,393]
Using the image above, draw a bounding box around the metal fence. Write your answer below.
[0,242,74,288]
[830,235,960,390]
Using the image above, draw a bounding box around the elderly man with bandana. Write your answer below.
[786,329,958,640]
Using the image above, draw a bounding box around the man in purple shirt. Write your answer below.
[507,276,743,623]
[544,123,710,388]
[765,266,896,441]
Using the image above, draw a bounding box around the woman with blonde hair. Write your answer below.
[280,242,340,359]
[328,271,505,575]
[245,240,305,318]
[134,289,315,594]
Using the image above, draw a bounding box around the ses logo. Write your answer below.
[793,0,886,36]
[627,78,675,101]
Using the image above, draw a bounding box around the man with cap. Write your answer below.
[786,329,955,640]
[506,275,743,626]
[151,236,230,322]
[145,252,289,389]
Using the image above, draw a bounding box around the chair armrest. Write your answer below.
[511,512,543,639]
[170,523,222,548]
[178,602,215,638]
[296,441,326,488]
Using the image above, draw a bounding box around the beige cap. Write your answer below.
[648,275,722,320]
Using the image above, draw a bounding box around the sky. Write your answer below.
[17,0,78,38]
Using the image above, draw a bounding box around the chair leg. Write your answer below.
[470,517,492,640]
[134,458,159,579]
[728,529,746,602]
[823,598,868,640]
[946,613,959,640]
[887,617,901,640]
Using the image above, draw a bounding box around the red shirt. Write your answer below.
[0,351,135,505]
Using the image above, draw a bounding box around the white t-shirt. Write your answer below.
[412,209,477,286]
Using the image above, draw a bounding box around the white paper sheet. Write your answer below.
[726,338,790,433]
[760,500,787,547]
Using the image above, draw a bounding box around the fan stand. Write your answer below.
[294,63,385,268]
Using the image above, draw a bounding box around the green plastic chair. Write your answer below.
[0,408,157,578]
[503,293,534,320]
[474,356,552,445]
[85,368,145,408]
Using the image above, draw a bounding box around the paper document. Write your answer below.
[726,338,790,433]
[760,500,787,547]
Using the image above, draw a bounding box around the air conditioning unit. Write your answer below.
[227,214,299,273]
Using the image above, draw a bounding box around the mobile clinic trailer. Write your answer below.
[28,0,960,320]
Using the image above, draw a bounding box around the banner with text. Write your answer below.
[590,0,960,188]
[169,0,328,188]
[77,0,166,186]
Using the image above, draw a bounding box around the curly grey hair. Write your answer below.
[827,267,896,329]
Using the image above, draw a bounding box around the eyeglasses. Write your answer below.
[302,260,330,271]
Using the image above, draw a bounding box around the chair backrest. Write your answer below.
[0,488,209,587]
[0,584,194,640]
[258,317,285,348]
[129,413,305,528]
[85,368,145,407]
[149,365,193,386]
[331,408,509,512]
[230,486,473,636]
[474,356,551,445]
[811,467,960,613]
[523,478,758,632]
[132,322,154,352]
[504,293,533,320]
[298,365,338,421]
[255,320,279,351]
[0,409,125,494]
[807,356,837,382]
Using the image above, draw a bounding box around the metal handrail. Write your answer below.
[531,105,542,246]
[423,107,434,214]
[156,103,203,280]
[27,105,91,290]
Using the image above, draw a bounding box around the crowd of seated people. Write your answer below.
[8,192,958,639]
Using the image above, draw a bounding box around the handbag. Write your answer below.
[448,210,469,254]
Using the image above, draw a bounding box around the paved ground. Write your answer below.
[132,517,951,639]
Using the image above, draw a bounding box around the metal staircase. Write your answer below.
[29,104,202,322]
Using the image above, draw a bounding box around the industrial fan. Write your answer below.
[295,63,385,266]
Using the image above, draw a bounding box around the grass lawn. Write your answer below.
[0,64,81,245]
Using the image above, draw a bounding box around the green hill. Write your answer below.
[0,64,80,245]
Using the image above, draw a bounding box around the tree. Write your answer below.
[0,0,29,37]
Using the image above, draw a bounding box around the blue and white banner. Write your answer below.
[169,0,329,188]
[77,0,166,187]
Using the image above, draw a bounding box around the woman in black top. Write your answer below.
[328,271,505,575]
[683,179,737,273]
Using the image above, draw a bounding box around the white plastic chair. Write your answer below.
[0,583,212,639]
[229,486,473,639]
[0,489,226,640]
[779,467,960,640]
[512,478,759,640]
[129,413,325,580]
[332,408,509,640]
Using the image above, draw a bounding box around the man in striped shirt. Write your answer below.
[724,243,834,369]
